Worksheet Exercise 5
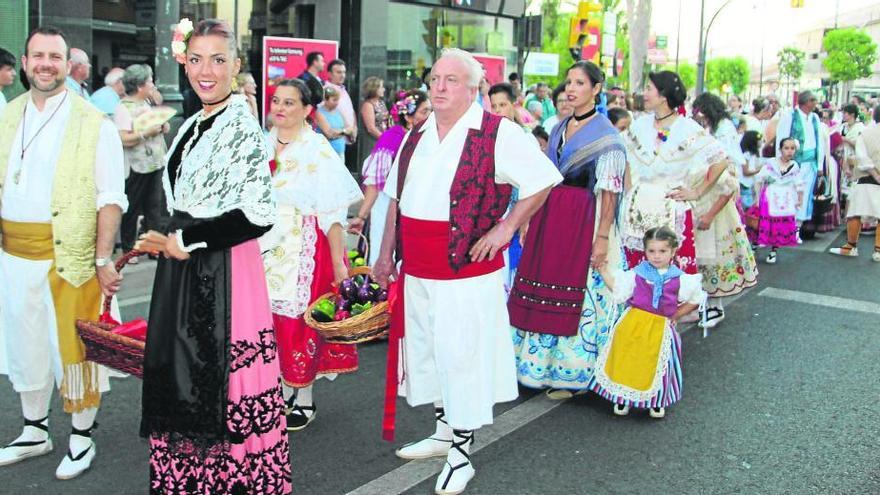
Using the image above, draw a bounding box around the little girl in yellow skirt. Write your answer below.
[591,226,705,418]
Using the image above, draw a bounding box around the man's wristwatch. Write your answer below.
[95,257,112,267]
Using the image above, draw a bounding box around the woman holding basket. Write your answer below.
[260,78,363,431]
[139,19,290,494]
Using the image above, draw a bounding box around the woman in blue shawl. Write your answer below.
[508,61,627,398]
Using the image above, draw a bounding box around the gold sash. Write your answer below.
[0,219,102,413]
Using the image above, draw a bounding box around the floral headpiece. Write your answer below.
[390,91,418,122]
[171,18,194,65]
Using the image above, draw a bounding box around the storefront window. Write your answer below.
[386,2,516,96]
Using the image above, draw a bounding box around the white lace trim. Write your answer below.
[268,216,318,318]
[296,216,318,315]
[163,95,275,225]
[593,308,674,403]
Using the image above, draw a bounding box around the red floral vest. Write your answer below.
[396,111,512,271]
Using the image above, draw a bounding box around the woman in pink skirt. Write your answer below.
[140,19,290,494]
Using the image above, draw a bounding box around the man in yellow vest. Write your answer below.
[0,26,127,480]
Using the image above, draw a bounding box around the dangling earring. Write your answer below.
[231,78,239,92]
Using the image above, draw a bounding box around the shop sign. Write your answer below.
[262,36,339,127]
[448,0,488,10]
[647,48,667,65]
[523,52,560,77]
[473,54,507,85]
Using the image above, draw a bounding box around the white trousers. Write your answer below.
[368,192,391,267]
[400,269,518,430]
[0,251,111,395]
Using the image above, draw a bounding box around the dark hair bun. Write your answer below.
[648,70,687,109]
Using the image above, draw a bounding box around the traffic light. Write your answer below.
[569,1,603,63]
[422,18,438,49]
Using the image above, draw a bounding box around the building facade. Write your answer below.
[1,0,526,168]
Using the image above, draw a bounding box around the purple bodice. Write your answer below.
[630,275,680,317]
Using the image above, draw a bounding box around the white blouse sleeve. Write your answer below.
[714,168,739,196]
[855,135,878,172]
[494,118,563,200]
[754,162,772,183]
[316,207,349,236]
[693,136,728,173]
[678,273,705,306]
[595,150,626,193]
[793,163,807,192]
[94,119,129,212]
[273,133,363,226]
[609,269,636,304]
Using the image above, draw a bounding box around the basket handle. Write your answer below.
[100,249,145,320]
[348,229,370,263]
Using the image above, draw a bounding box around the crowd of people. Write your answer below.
[0,16,878,495]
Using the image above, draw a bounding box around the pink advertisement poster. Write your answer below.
[262,36,339,126]
[473,54,507,86]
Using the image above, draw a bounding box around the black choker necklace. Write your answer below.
[277,137,290,145]
[571,107,597,126]
[573,107,597,121]
[654,110,676,122]
[203,92,233,107]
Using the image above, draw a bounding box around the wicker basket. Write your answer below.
[76,250,146,378]
[304,266,390,344]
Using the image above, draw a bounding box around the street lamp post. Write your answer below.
[696,0,706,94]
[695,0,735,95]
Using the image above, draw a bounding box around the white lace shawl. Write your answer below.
[620,115,727,250]
[624,114,726,186]
[258,126,363,315]
[163,95,276,226]
[267,126,363,234]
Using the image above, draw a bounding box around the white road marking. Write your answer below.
[349,283,762,494]
[759,287,880,315]
[345,394,564,495]
[790,227,845,253]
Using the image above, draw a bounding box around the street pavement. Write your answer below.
[1,227,878,494]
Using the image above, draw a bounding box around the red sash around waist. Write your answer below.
[401,216,505,279]
[382,215,504,441]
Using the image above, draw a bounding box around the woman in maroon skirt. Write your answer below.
[509,61,627,398]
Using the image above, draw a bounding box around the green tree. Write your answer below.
[823,28,878,82]
[777,46,805,85]
[663,62,696,90]
[705,56,750,95]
